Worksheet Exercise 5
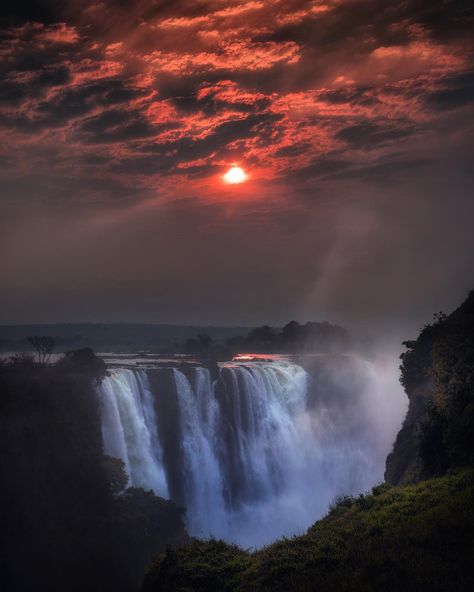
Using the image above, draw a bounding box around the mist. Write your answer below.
[99,351,407,548]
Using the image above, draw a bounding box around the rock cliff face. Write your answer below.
[386,291,474,484]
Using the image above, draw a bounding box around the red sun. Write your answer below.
[223,166,248,184]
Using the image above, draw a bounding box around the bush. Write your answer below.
[142,470,474,592]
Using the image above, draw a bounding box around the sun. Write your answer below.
[223,166,248,184]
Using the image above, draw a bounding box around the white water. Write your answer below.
[98,357,404,547]
[99,368,168,497]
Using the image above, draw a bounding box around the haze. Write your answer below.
[1,1,473,338]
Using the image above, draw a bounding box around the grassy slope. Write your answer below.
[143,469,474,592]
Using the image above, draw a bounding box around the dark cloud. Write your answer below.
[330,158,432,184]
[274,143,311,158]
[0,1,59,25]
[409,0,474,41]
[335,122,416,150]
[290,158,353,181]
[0,67,71,107]
[424,70,474,111]
[78,109,158,143]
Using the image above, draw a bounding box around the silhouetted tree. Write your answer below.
[27,335,55,364]
[103,456,128,495]
[247,326,277,349]
[185,334,213,353]
[56,347,106,383]
[281,321,302,347]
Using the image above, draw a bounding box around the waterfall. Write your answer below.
[98,358,400,547]
[172,368,226,537]
[99,368,168,498]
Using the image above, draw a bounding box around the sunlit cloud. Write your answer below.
[0,0,472,206]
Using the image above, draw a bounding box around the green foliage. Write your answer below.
[329,493,356,512]
[142,470,474,592]
[370,482,392,496]
[103,455,129,495]
[423,306,474,473]
[143,539,253,592]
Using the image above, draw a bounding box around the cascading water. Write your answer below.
[99,368,168,498]
[98,357,404,547]
[172,368,226,536]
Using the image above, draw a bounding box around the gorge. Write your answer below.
[99,355,405,547]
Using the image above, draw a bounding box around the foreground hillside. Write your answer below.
[143,469,474,592]
[143,292,474,592]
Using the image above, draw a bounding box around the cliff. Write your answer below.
[385,291,474,484]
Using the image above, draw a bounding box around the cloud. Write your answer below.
[0,0,473,327]
[335,122,416,150]
[424,70,474,111]
[328,157,432,184]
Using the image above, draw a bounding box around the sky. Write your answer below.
[0,0,473,335]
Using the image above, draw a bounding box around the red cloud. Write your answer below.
[36,23,80,45]
[0,0,472,204]
[144,40,300,75]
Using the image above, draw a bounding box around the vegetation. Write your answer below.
[0,320,352,356]
[144,539,254,592]
[226,320,350,353]
[143,469,474,592]
[27,335,55,364]
[184,321,352,356]
[0,323,249,353]
[0,349,187,592]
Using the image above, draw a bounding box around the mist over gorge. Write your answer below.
[98,353,406,547]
